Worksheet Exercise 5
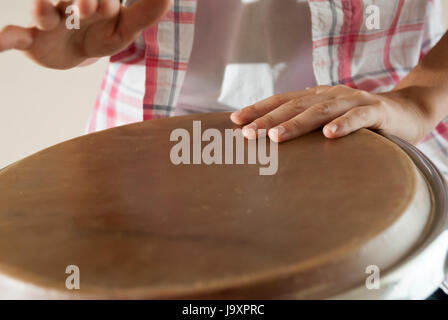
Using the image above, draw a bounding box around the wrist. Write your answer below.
[390,86,442,126]
[378,87,440,143]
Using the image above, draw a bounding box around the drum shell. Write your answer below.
[329,135,448,300]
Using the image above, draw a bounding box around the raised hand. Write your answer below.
[0,0,171,69]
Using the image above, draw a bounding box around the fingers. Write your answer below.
[32,0,61,31]
[64,0,121,22]
[31,0,121,32]
[74,0,99,19]
[267,98,360,142]
[231,89,316,125]
[97,0,121,18]
[234,85,381,142]
[232,85,357,128]
[323,106,381,139]
[118,0,172,39]
[0,25,34,52]
[241,94,329,139]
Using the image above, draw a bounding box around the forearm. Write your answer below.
[393,31,448,127]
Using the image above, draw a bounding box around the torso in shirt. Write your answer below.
[175,0,316,115]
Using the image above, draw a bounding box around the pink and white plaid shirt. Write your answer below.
[87,0,448,175]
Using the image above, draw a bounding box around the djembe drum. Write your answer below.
[0,112,447,299]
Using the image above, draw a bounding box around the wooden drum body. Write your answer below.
[0,112,446,299]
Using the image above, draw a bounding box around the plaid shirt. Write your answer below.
[87,0,448,175]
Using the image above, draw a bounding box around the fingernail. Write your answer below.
[242,123,258,139]
[231,110,241,117]
[268,126,285,142]
[230,111,240,122]
[325,124,338,134]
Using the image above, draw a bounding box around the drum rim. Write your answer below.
[384,134,448,245]
[333,133,448,298]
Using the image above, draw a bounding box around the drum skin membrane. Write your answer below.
[0,112,432,299]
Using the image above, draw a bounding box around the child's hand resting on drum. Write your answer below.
[0,0,171,69]
[231,85,435,145]
[231,33,448,146]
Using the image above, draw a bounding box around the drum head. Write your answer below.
[0,112,431,299]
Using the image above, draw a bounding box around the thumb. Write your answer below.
[0,25,34,52]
